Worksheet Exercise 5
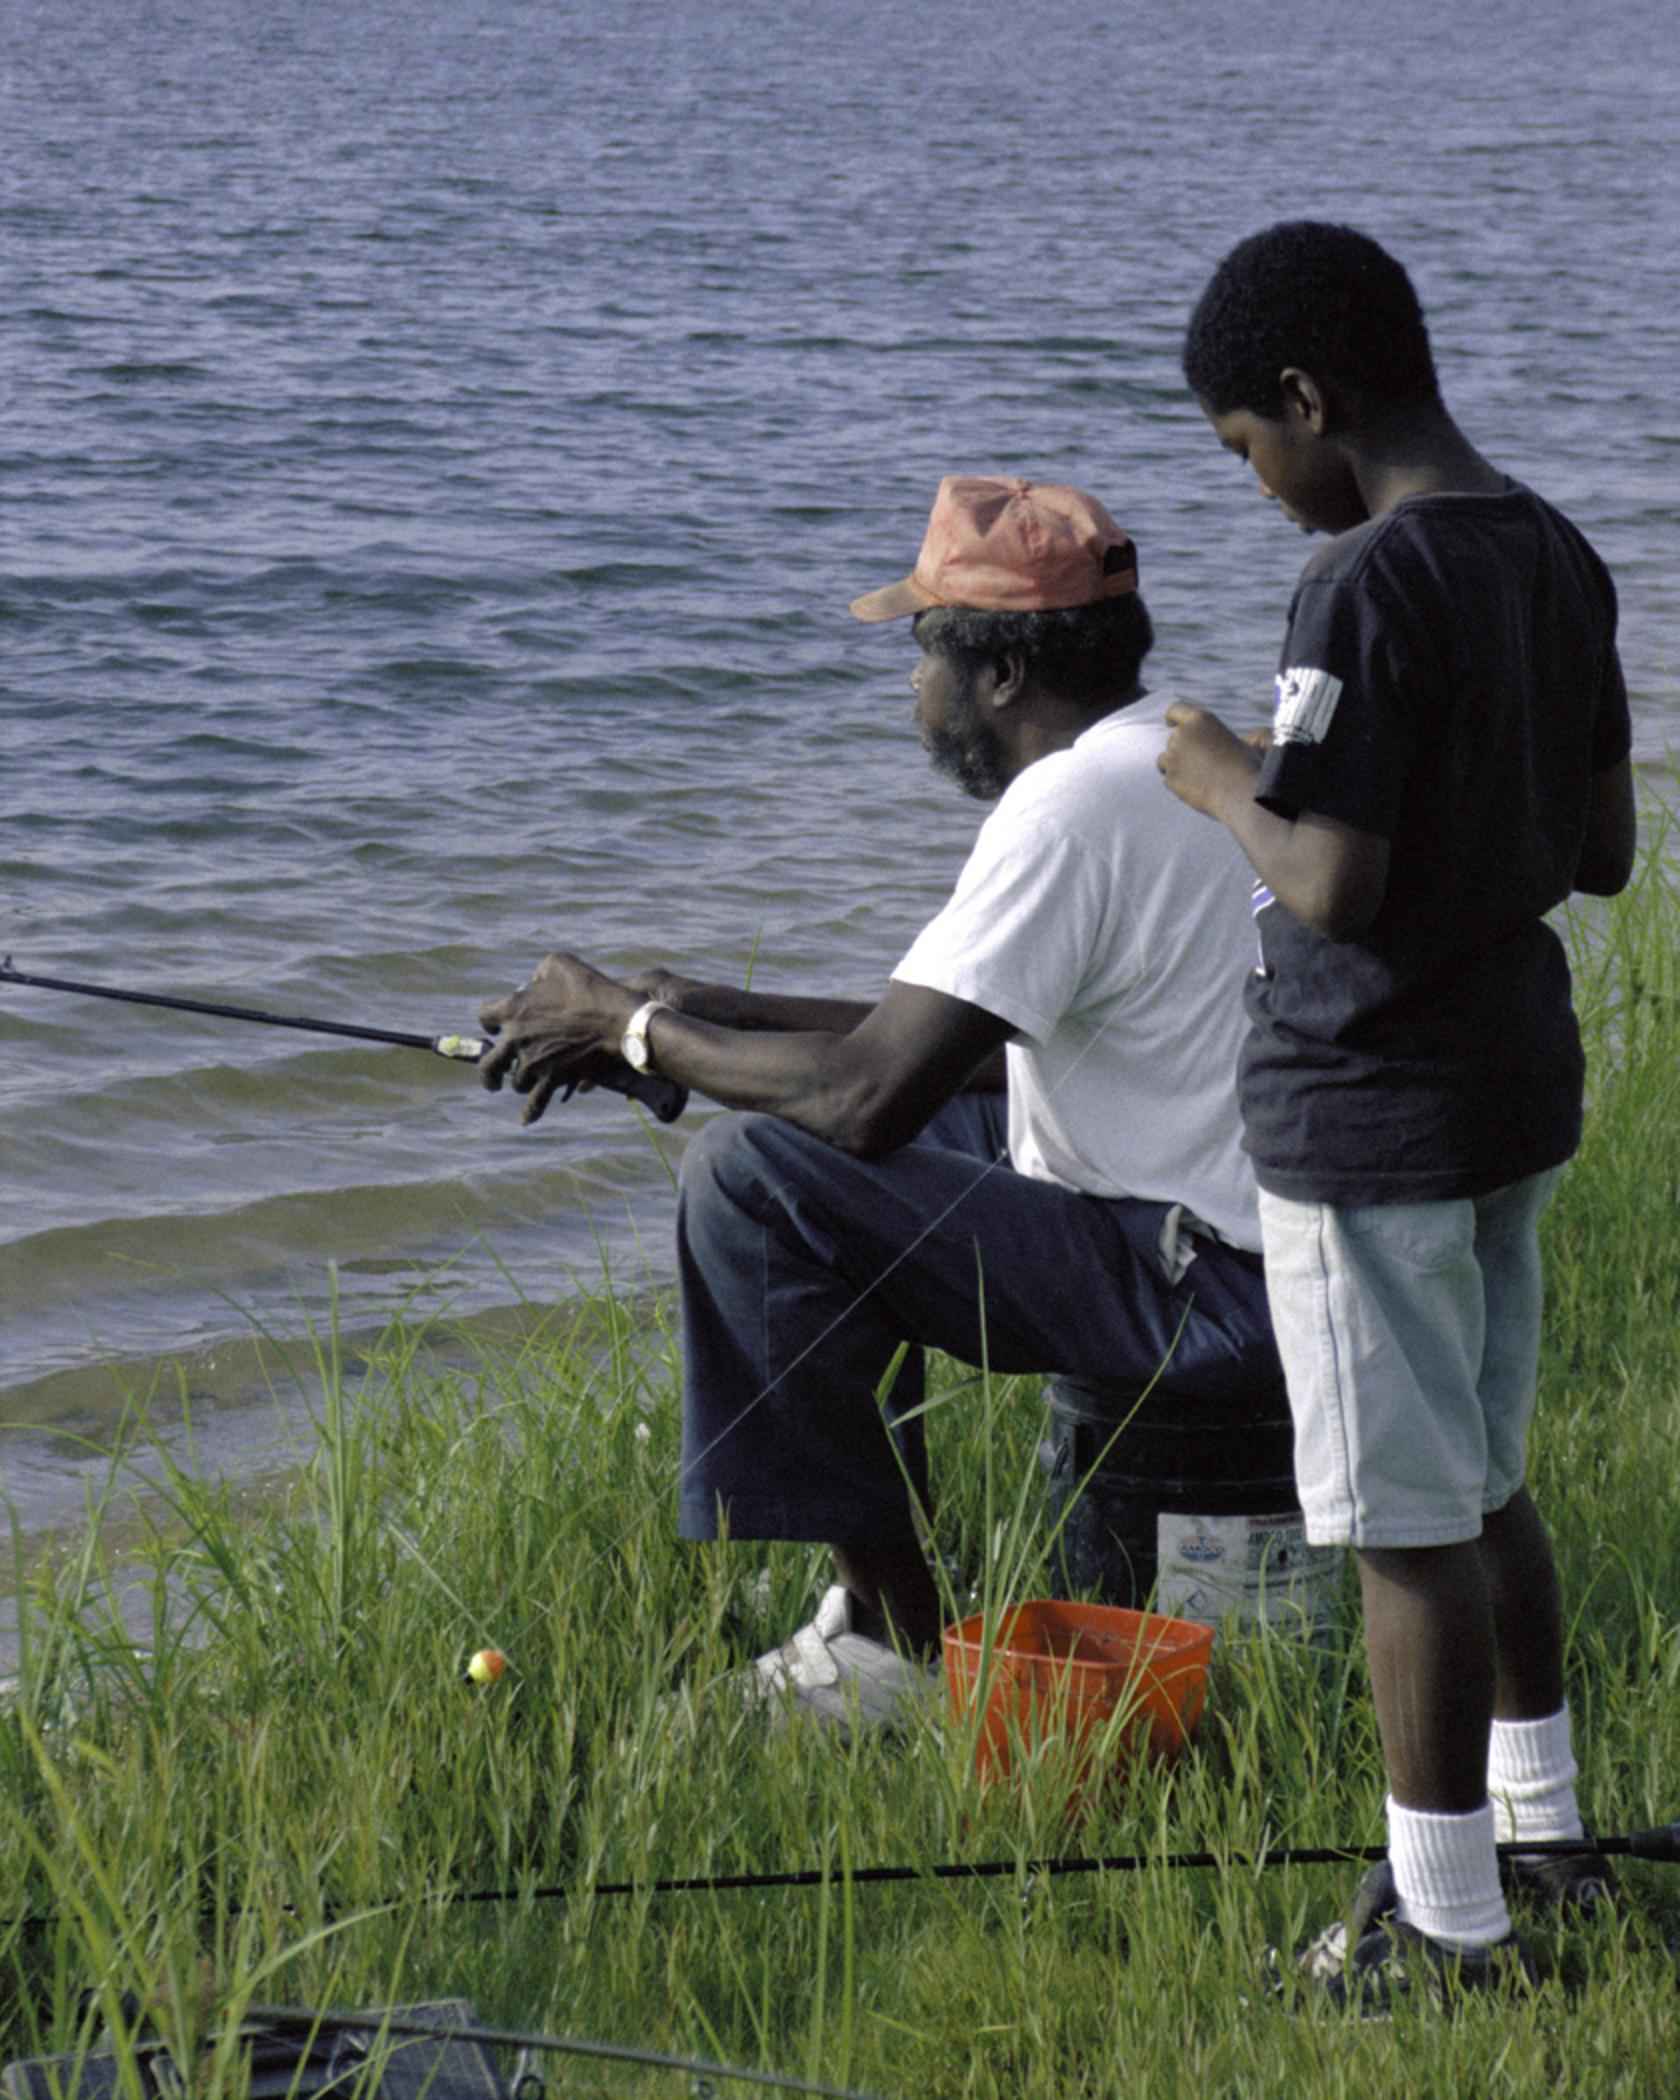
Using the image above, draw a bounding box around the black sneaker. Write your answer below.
[1502,1838,1618,1917]
[1295,1861,1539,2016]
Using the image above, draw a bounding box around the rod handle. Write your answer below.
[588,1064,689,1124]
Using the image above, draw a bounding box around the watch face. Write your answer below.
[623,999,663,1072]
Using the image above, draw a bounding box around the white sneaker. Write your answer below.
[749,1584,941,1734]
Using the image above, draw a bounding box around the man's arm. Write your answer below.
[479,953,1011,1154]
[1573,757,1637,897]
[1157,702,1389,939]
[624,969,1008,1091]
[623,968,877,1036]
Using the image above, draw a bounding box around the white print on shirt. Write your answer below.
[1273,665,1343,746]
[1250,879,1273,977]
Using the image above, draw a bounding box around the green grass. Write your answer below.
[4,831,1680,2099]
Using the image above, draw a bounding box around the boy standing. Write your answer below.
[1159,221,1636,2007]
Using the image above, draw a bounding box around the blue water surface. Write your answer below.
[2,0,1676,1504]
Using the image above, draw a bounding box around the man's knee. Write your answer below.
[678,1112,844,1246]
[682,1110,799,1202]
[679,1108,750,1198]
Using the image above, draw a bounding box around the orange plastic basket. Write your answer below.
[942,1598,1214,1784]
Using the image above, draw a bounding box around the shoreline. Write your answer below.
[0,1283,681,1675]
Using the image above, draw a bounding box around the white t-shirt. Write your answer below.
[891,691,1261,1250]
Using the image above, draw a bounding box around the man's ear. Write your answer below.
[991,649,1030,710]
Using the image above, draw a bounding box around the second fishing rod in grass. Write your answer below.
[0,956,689,1123]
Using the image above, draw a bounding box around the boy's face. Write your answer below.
[1205,395,1366,537]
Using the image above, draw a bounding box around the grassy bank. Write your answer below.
[4,835,1680,2099]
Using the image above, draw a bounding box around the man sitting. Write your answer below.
[479,475,1283,1726]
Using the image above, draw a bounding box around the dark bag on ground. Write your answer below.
[2,2001,504,2100]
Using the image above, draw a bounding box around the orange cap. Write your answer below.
[849,476,1137,622]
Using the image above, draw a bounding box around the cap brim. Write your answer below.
[848,574,938,622]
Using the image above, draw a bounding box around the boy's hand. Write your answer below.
[1157,702,1262,819]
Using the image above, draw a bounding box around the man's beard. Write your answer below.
[925,682,1010,802]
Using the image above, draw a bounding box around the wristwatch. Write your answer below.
[621,998,671,1074]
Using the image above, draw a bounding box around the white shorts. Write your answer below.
[1257,1169,1562,1550]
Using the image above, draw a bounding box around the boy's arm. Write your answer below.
[1573,757,1637,897]
[1158,703,1389,939]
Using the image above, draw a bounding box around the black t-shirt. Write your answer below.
[1240,482,1632,1203]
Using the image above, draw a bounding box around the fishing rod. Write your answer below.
[6,1821,1672,2029]
[350,1817,1680,1909]
[16,1822,1671,1940]
[0,957,688,1122]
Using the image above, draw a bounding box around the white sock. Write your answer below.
[1488,1707,1584,1849]
[1387,1796,1512,1950]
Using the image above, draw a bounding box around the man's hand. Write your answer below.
[625,964,702,1010]
[478,951,640,1126]
[1156,701,1263,820]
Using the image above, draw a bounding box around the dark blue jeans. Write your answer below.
[676,1096,1283,1542]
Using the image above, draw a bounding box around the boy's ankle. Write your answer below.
[1387,1797,1513,1949]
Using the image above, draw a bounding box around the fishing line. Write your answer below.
[411,1127,1031,1656]
[559,996,1202,1668]
[480,1035,1099,1658]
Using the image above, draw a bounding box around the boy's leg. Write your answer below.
[1470,1169,1599,1890]
[1354,1500,1563,1811]
[1358,1538,1494,1812]
[1258,1189,1518,1958]
[1482,1487,1564,1721]
[1263,1168,1594,1968]
[1473,1168,1569,1722]
[1480,1491,1605,1903]
[1358,1541,1516,1949]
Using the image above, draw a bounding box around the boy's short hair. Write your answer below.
[1183,220,1442,418]
[913,587,1155,704]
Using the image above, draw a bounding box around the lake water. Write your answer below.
[4,0,1678,1547]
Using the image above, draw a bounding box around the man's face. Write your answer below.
[911,642,1010,801]
[1206,402,1365,537]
